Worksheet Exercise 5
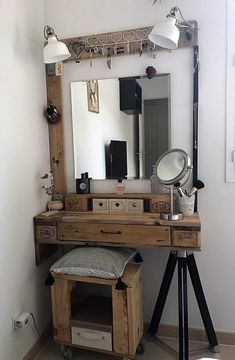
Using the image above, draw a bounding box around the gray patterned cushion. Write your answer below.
[50,246,137,279]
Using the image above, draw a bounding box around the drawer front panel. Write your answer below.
[71,326,112,351]
[92,199,109,213]
[172,230,201,248]
[58,223,170,246]
[109,199,125,213]
[125,199,143,213]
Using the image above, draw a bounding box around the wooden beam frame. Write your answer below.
[46,74,66,193]
[45,24,198,194]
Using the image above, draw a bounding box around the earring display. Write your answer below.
[62,24,198,64]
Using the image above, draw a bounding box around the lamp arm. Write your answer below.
[44,25,56,40]
[168,7,196,29]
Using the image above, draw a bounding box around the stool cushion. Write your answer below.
[50,246,137,279]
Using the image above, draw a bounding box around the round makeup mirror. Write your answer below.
[155,148,192,220]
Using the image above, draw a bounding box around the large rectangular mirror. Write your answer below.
[71,74,170,180]
[60,48,194,193]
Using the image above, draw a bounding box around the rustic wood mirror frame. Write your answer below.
[45,25,199,208]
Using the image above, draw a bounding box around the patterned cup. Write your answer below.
[178,195,195,216]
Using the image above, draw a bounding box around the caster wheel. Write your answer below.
[61,345,72,359]
[136,342,145,355]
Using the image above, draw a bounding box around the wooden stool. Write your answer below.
[51,263,144,359]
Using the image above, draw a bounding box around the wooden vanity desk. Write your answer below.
[34,194,220,360]
[34,193,201,264]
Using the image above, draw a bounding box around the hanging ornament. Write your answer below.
[146,66,157,79]
[45,105,60,124]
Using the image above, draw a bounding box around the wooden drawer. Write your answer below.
[58,223,170,246]
[109,199,125,213]
[71,326,112,351]
[125,199,143,214]
[172,230,201,248]
[92,199,109,213]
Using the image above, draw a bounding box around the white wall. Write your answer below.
[71,79,136,179]
[0,1,52,359]
[225,0,235,182]
[44,0,235,332]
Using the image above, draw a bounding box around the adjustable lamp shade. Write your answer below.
[148,16,180,50]
[43,26,71,64]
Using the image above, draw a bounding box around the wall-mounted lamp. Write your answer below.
[43,26,71,64]
[148,7,196,50]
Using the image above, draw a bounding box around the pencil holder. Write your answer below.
[179,195,195,216]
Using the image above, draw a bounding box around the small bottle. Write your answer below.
[115,178,126,194]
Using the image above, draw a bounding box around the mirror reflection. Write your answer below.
[71,74,170,180]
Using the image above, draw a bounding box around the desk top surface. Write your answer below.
[36,211,200,228]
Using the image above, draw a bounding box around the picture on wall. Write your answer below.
[87,80,99,113]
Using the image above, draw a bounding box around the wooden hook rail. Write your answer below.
[62,22,198,63]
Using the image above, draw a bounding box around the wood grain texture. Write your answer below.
[126,266,143,356]
[51,265,142,357]
[58,222,170,246]
[46,74,66,193]
[112,286,129,354]
[34,209,201,264]
[52,271,118,286]
[172,230,201,248]
[51,278,75,343]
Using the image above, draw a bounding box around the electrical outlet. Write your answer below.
[13,312,30,329]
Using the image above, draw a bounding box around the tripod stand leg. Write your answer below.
[178,255,189,360]
[148,251,177,339]
[187,253,219,352]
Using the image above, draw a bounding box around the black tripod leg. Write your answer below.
[148,252,177,339]
[178,256,189,360]
[187,253,219,352]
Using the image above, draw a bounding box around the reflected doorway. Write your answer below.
[144,98,169,178]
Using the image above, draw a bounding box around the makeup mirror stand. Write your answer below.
[148,145,219,359]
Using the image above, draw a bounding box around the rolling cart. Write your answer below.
[51,264,144,359]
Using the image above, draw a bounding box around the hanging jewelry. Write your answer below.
[89,48,93,67]
[107,48,112,69]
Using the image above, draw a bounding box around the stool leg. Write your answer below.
[148,252,177,339]
[187,253,219,352]
[178,255,189,360]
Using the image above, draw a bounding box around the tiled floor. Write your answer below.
[35,337,235,360]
